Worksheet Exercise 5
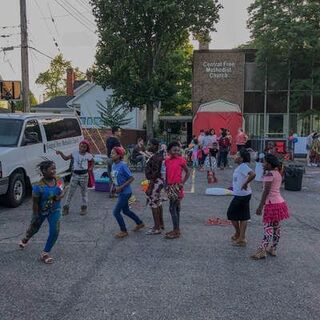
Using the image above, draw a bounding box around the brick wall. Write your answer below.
[83,128,146,154]
[192,50,245,113]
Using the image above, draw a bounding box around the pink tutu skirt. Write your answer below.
[263,201,290,223]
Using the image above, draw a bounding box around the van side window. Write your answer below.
[42,118,81,141]
[22,120,42,145]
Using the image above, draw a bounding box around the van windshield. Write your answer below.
[0,119,23,147]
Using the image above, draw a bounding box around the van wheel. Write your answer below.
[5,172,26,208]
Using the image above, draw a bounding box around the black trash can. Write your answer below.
[284,166,304,191]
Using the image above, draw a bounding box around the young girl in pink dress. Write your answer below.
[251,154,290,259]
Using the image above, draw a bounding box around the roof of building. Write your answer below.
[34,95,74,110]
[0,112,77,120]
[74,80,87,90]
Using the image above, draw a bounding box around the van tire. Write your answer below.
[5,172,26,208]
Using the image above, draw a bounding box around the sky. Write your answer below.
[0,0,253,102]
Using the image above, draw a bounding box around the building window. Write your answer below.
[244,114,264,138]
[268,114,284,137]
[244,92,264,113]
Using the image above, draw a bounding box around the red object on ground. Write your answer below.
[193,100,243,154]
[205,217,232,226]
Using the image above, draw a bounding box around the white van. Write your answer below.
[0,113,83,207]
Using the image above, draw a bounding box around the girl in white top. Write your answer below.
[56,140,93,215]
[227,149,256,247]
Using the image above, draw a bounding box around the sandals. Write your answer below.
[165,230,180,239]
[232,239,247,247]
[132,223,145,232]
[115,231,129,239]
[145,229,161,235]
[19,239,28,249]
[231,235,239,242]
[266,247,277,257]
[250,248,267,260]
[40,252,54,264]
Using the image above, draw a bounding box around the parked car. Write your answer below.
[0,113,83,207]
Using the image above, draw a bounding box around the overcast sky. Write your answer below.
[0,0,253,101]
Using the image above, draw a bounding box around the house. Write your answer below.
[34,68,146,130]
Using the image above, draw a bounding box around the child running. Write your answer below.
[19,161,64,264]
[56,140,93,216]
[165,141,190,239]
[145,139,165,235]
[111,146,145,238]
[251,154,290,259]
[227,149,256,246]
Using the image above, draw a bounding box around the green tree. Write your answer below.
[91,0,222,138]
[98,97,132,128]
[159,41,193,116]
[248,0,320,117]
[15,91,38,111]
[36,54,86,100]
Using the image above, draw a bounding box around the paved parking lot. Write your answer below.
[1,166,320,320]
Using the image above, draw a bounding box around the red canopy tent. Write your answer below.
[193,100,243,154]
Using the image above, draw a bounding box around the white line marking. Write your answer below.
[185,168,196,194]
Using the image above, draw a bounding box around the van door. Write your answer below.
[20,119,45,183]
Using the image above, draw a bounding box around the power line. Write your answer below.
[33,0,61,53]
[0,33,20,38]
[28,46,55,60]
[39,11,90,19]
[76,0,92,11]
[60,0,96,28]
[53,0,96,33]
[47,3,60,37]
[0,25,20,29]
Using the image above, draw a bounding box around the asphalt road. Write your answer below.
[1,165,320,320]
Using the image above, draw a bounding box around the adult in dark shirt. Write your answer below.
[145,138,165,235]
[106,126,121,157]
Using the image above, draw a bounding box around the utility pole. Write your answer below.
[20,0,30,112]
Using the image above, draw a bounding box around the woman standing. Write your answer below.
[251,154,289,259]
[227,149,256,246]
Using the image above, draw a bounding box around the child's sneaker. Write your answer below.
[19,238,28,249]
[62,205,69,216]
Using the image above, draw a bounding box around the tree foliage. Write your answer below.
[248,0,320,113]
[98,97,132,128]
[36,54,86,100]
[15,91,38,111]
[91,0,222,136]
